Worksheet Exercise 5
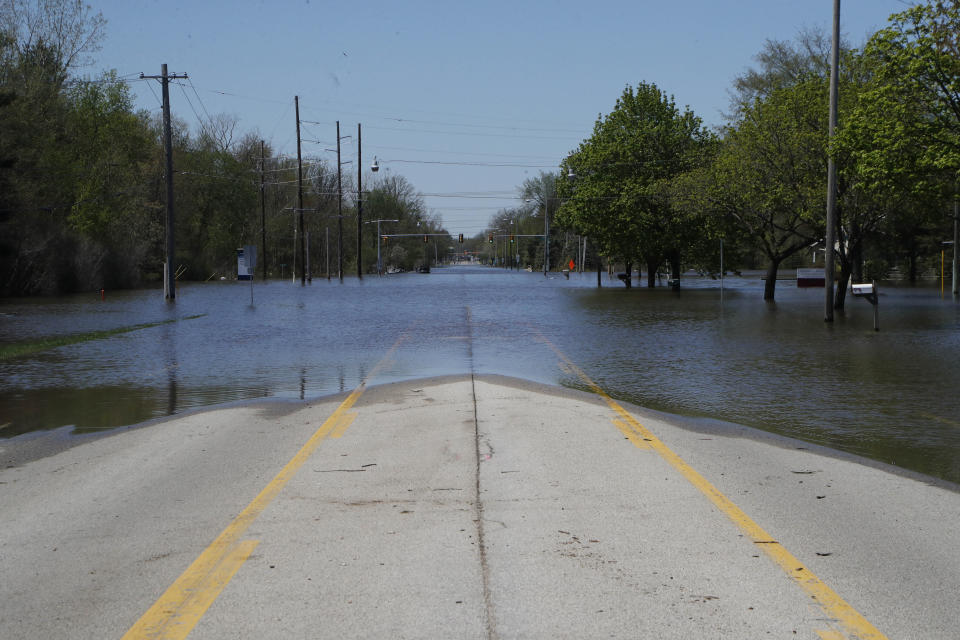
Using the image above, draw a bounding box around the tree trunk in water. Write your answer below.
[670,250,681,280]
[764,259,780,300]
[835,268,850,310]
[596,255,602,288]
[622,261,632,288]
[646,259,658,288]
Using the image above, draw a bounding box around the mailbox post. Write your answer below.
[852,282,879,331]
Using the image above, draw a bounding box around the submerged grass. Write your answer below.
[0,314,205,361]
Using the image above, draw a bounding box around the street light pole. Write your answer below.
[365,218,398,275]
[824,0,840,321]
[357,123,363,279]
[543,187,550,276]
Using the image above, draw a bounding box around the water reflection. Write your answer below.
[161,321,178,417]
[1,268,959,484]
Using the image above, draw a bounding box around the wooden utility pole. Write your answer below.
[953,190,958,297]
[260,139,267,281]
[336,120,344,281]
[357,123,363,279]
[295,97,305,286]
[140,64,187,300]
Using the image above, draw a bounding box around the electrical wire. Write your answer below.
[362,123,576,141]
[381,159,556,169]
[186,77,216,129]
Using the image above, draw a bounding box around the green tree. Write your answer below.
[864,2,960,180]
[518,171,558,271]
[705,78,826,300]
[172,118,260,281]
[849,2,960,284]
[64,73,156,289]
[556,82,709,288]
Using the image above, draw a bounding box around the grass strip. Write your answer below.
[0,314,205,361]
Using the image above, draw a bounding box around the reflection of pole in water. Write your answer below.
[300,369,306,400]
[339,365,346,393]
[167,367,178,416]
[161,323,178,416]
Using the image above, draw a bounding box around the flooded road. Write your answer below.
[2,265,959,483]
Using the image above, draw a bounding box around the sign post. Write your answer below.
[238,245,258,306]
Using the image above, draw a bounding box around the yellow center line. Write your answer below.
[536,330,888,640]
[122,333,408,640]
[611,418,651,450]
[330,411,358,439]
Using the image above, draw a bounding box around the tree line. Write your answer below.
[0,0,448,296]
[491,2,959,304]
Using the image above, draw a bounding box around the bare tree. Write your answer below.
[0,0,106,75]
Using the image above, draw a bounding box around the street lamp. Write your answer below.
[525,190,553,275]
[365,218,398,275]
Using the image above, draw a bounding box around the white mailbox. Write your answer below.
[851,283,874,297]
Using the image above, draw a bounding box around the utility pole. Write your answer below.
[295,96,305,286]
[824,0,840,322]
[260,140,267,281]
[543,185,550,276]
[953,189,958,297]
[141,64,187,300]
[357,123,363,279]
[336,120,344,281]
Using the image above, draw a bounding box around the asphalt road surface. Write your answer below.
[2,373,958,639]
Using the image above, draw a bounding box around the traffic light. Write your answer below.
[488,234,493,244]
[510,234,515,244]
[381,235,387,245]
[423,234,428,243]
[458,233,464,243]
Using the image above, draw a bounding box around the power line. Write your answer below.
[381,159,556,169]
[186,77,215,129]
[362,123,576,141]
[381,116,583,135]
[366,144,558,161]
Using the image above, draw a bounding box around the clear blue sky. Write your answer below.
[91,0,912,236]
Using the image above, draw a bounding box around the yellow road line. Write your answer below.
[611,418,651,450]
[330,411,358,439]
[123,334,408,640]
[145,539,259,639]
[536,331,888,640]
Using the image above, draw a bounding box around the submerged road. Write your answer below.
[2,363,959,637]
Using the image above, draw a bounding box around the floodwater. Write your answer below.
[2,265,960,484]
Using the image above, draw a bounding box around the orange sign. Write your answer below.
[569,259,575,270]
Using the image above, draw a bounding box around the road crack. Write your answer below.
[466,305,497,640]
